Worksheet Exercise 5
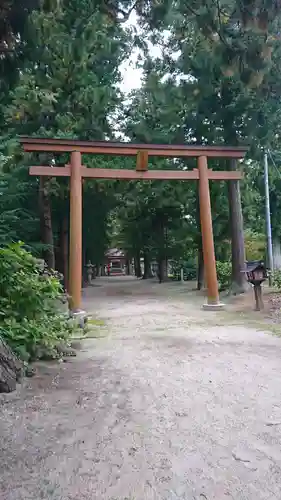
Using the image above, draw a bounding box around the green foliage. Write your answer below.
[0,242,73,361]
[114,66,200,270]
[0,167,40,248]
[0,0,131,273]
[115,1,281,278]
[244,229,266,260]
[216,261,232,291]
[5,1,129,139]
[139,1,281,89]
[272,270,281,291]
[170,260,197,281]
[0,0,281,302]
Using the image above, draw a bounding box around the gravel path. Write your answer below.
[1,277,281,500]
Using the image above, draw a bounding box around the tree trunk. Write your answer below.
[157,258,162,283]
[221,82,247,294]
[61,215,69,289]
[197,244,204,290]
[56,214,69,290]
[143,252,153,279]
[39,177,55,270]
[134,253,142,278]
[126,258,131,275]
[156,214,168,283]
[228,159,247,293]
[158,257,168,283]
[273,238,281,269]
[0,337,23,393]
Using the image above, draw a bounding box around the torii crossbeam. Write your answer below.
[21,137,247,311]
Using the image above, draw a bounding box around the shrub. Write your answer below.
[216,261,232,291]
[271,269,281,291]
[0,242,73,360]
[244,229,266,261]
[170,260,197,281]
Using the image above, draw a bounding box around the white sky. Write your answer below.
[119,11,163,93]
[119,12,186,94]
[119,50,143,93]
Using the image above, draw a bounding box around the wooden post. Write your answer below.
[254,284,264,311]
[69,151,82,311]
[198,156,221,308]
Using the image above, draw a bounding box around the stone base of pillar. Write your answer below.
[202,302,225,311]
[70,309,88,329]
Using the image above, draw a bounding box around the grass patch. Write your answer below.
[71,316,107,340]
[83,316,108,339]
[216,309,281,336]
[86,329,108,338]
[87,318,105,327]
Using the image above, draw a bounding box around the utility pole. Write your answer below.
[264,152,274,285]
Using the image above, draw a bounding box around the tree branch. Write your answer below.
[101,0,142,23]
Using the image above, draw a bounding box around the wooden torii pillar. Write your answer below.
[69,151,82,310]
[21,137,247,311]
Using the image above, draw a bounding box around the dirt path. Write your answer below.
[1,277,281,500]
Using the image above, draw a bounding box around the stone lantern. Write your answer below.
[243,260,267,311]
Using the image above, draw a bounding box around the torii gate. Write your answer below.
[20,137,247,311]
